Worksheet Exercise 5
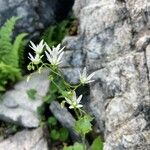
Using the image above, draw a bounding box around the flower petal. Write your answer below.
[87,72,95,80]
[57,51,64,62]
[69,106,74,109]
[82,67,87,77]
[45,43,52,53]
[39,39,44,46]
[85,80,95,84]
[77,104,83,108]
[29,41,36,49]
[65,98,72,105]
[28,53,34,60]
[76,95,83,103]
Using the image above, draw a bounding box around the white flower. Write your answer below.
[65,91,83,109]
[45,43,64,66]
[79,67,95,84]
[28,53,41,65]
[29,40,44,54]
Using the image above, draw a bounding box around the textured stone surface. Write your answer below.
[0,69,50,128]
[0,0,74,39]
[61,36,85,84]
[0,127,48,150]
[63,0,150,149]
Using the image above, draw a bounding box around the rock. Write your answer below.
[0,0,74,39]
[73,0,87,17]
[0,69,50,128]
[61,36,86,84]
[62,0,150,149]
[50,101,80,141]
[0,127,48,150]
[62,67,83,84]
[136,35,150,51]
[146,45,150,80]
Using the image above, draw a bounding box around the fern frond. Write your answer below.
[0,62,21,90]
[0,16,27,93]
[6,33,27,68]
[0,17,19,58]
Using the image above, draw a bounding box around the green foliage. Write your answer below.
[44,73,67,103]
[43,82,58,103]
[91,137,103,150]
[37,104,46,121]
[50,127,69,142]
[59,127,69,141]
[75,115,93,136]
[0,16,27,92]
[50,129,60,140]
[63,142,84,150]
[48,116,69,142]
[12,33,27,69]
[0,17,18,56]
[41,20,69,47]
[0,62,21,92]
[48,116,57,126]
[26,89,37,100]
[64,136,103,150]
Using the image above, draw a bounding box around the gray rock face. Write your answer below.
[0,69,50,128]
[62,0,150,149]
[61,36,85,84]
[0,0,74,39]
[0,127,48,150]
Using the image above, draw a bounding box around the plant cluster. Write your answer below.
[0,17,27,93]
[27,40,103,150]
[41,20,70,47]
[48,116,69,142]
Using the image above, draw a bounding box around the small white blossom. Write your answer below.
[65,91,83,109]
[28,53,41,65]
[29,40,44,54]
[45,43,64,66]
[79,67,95,84]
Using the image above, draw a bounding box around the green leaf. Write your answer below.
[0,16,27,94]
[10,33,27,68]
[57,79,66,91]
[0,85,5,92]
[41,20,69,47]
[63,142,84,150]
[43,93,56,103]
[50,81,58,93]
[63,147,73,150]
[0,62,21,87]
[75,115,93,135]
[48,116,57,126]
[91,137,103,150]
[61,90,71,99]
[59,127,69,141]
[0,17,19,57]
[37,105,45,116]
[50,129,60,140]
[26,89,37,100]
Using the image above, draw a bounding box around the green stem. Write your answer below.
[82,134,86,150]
[78,108,83,117]
[41,62,82,91]
[41,62,62,77]
[51,79,63,93]
[63,81,79,89]
[74,108,80,120]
